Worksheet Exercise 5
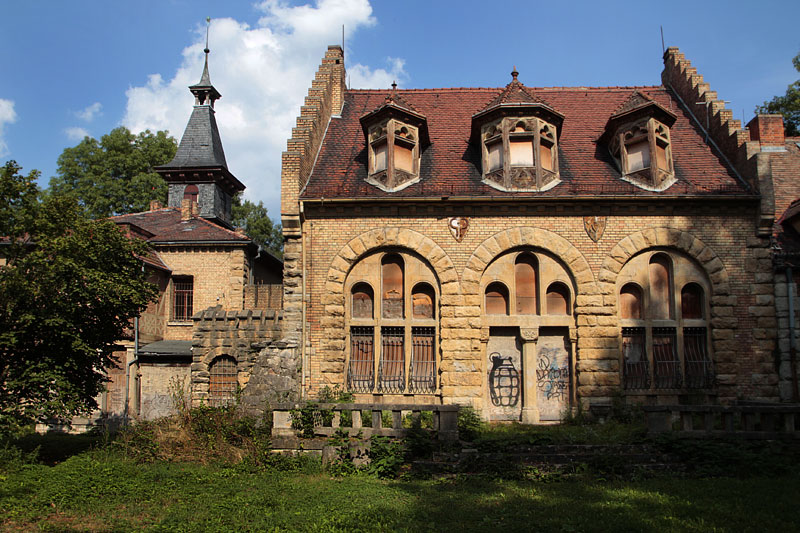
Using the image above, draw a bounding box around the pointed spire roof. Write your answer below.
[607,90,677,126]
[471,67,564,142]
[478,66,554,112]
[359,82,430,146]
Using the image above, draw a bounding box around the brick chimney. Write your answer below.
[150,200,162,211]
[747,114,785,147]
[181,198,192,220]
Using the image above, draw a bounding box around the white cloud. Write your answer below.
[123,0,401,220]
[65,127,90,141]
[0,98,17,158]
[349,57,406,89]
[75,102,102,122]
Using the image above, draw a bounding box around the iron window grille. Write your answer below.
[348,326,375,393]
[208,356,237,407]
[172,277,193,321]
[622,327,649,390]
[379,326,405,393]
[684,327,714,389]
[409,327,436,393]
[653,327,682,389]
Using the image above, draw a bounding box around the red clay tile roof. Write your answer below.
[302,86,751,200]
[110,208,250,243]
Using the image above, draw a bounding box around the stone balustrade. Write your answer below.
[271,403,459,441]
[644,404,800,438]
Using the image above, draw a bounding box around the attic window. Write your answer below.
[366,119,420,191]
[480,117,560,191]
[609,118,674,190]
[183,184,199,203]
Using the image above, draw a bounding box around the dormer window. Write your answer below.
[471,68,563,193]
[360,87,430,193]
[601,91,677,191]
[609,118,674,190]
[479,117,560,191]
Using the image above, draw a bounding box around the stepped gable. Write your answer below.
[302,84,749,200]
[110,208,250,243]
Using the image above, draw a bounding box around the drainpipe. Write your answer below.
[124,261,145,423]
[300,201,308,400]
[787,267,799,402]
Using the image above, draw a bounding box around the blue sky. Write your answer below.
[1,0,798,221]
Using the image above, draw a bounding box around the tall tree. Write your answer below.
[231,195,283,257]
[49,127,177,218]
[0,161,157,435]
[756,52,800,136]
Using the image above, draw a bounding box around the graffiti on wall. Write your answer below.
[536,352,569,401]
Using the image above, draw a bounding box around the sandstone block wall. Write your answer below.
[300,203,778,411]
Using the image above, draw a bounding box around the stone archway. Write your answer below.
[319,228,459,387]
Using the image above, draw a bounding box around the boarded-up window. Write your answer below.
[209,356,237,407]
[373,141,387,172]
[514,254,537,314]
[546,283,570,315]
[351,283,374,319]
[348,326,374,393]
[540,142,553,171]
[487,140,503,171]
[620,283,643,319]
[681,283,704,319]
[395,142,413,173]
[649,254,672,319]
[412,283,435,319]
[485,282,509,315]
[183,184,199,203]
[382,254,404,319]
[656,142,669,170]
[626,140,650,171]
[510,138,534,166]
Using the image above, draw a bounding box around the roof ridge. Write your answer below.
[189,213,250,240]
[346,85,665,93]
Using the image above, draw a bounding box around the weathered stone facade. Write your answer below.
[277,45,793,422]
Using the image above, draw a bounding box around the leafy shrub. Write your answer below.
[457,406,485,441]
[367,435,405,479]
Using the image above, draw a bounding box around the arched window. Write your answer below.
[545,282,570,315]
[346,251,438,394]
[515,254,537,314]
[681,283,704,319]
[649,254,672,319]
[209,356,237,407]
[381,254,404,319]
[620,283,643,319]
[485,282,509,315]
[183,184,199,203]
[351,283,374,319]
[412,283,435,319]
[619,251,712,391]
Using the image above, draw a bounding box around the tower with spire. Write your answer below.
[155,39,244,228]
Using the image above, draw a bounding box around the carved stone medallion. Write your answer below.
[583,215,606,242]
[448,217,469,242]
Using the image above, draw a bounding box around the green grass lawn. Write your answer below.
[2,446,799,532]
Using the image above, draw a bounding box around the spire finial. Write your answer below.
[391,80,397,92]
[511,66,519,82]
[204,16,211,55]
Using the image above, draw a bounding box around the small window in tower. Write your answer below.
[183,184,199,203]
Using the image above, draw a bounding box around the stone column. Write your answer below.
[520,327,539,424]
[479,327,490,417]
[569,327,578,409]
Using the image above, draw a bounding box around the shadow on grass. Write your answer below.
[9,431,105,466]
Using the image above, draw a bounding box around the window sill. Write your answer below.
[167,321,193,327]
